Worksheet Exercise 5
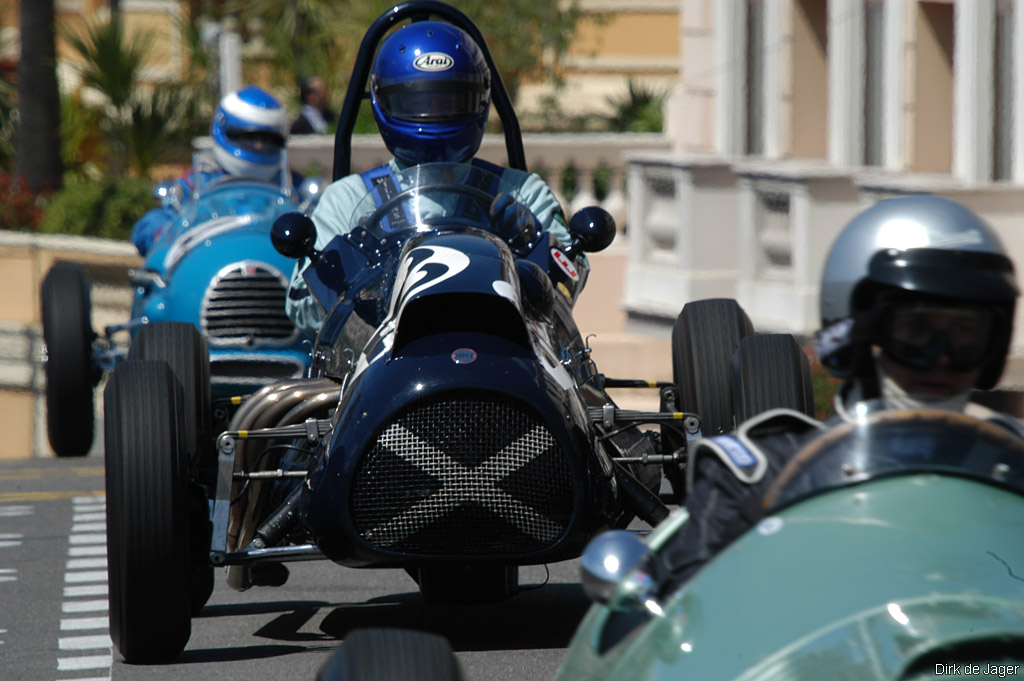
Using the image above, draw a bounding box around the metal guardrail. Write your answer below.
[0,322,39,391]
[0,231,138,457]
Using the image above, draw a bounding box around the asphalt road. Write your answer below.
[0,454,607,681]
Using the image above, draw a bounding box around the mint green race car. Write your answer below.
[557,404,1024,681]
[315,402,1024,680]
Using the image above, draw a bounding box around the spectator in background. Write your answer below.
[290,76,333,135]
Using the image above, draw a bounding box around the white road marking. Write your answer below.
[59,634,113,650]
[60,497,113,680]
[0,506,30,655]
[64,570,107,584]
[66,558,106,570]
[68,533,106,545]
[61,599,108,614]
[0,505,33,517]
[63,584,108,598]
[68,545,106,557]
[0,533,22,548]
[60,617,108,631]
[70,522,106,534]
[57,654,112,671]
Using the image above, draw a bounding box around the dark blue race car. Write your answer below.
[97,0,814,665]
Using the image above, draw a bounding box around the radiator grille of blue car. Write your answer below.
[352,395,574,556]
[202,263,296,343]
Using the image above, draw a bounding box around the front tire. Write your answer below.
[104,360,192,663]
[41,262,96,457]
[128,322,213,477]
[317,629,465,681]
[128,322,215,613]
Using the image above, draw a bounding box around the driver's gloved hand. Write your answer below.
[490,192,539,255]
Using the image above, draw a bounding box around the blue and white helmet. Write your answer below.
[211,86,288,181]
[370,21,491,165]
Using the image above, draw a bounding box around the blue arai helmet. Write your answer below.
[211,86,288,181]
[370,21,491,165]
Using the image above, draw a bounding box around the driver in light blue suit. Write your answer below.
[285,20,574,339]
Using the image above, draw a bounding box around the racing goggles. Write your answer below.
[375,80,488,122]
[876,302,996,372]
[226,128,285,154]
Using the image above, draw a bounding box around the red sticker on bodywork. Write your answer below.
[551,249,579,281]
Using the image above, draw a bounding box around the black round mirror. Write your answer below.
[568,206,616,254]
[271,212,318,260]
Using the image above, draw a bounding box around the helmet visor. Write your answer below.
[375,80,488,122]
[877,302,995,372]
[226,128,285,155]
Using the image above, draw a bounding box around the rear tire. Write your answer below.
[104,360,192,663]
[317,628,465,681]
[41,262,96,457]
[672,298,754,436]
[661,299,753,503]
[731,333,815,423]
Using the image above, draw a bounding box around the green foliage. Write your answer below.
[441,0,583,102]
[65,18,150,112]
[227,0,583,114]
[0,173,46,231]
[808,350,839,420]
[60,93,107,182]
[121,86,200,175]
[604,80,668,133]
[64,18,201,177]
[351,99,379,135]
[38,177,153,240]
[0,77,16,171]
[556,163,612,204]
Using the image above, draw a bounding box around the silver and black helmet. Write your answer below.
[815,195,1018,390]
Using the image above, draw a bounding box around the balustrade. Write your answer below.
[282,132,669,232]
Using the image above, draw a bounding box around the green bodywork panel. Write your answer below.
[555,475,1024,681]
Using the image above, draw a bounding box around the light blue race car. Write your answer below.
[39,159,321,458]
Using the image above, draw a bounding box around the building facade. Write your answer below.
[626,0,1024,389]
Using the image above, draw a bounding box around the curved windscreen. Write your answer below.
[347,162,522,244]
[764,401,1024,510]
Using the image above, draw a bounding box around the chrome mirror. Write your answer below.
[298,176,325,213]
[580,530,665,615]
[154,181,183,210]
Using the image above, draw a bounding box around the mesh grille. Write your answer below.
[352,396,574,556]
[202,264,296,343]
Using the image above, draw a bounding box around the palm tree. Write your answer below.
[67,18,197,177]
[15,0,63,192]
